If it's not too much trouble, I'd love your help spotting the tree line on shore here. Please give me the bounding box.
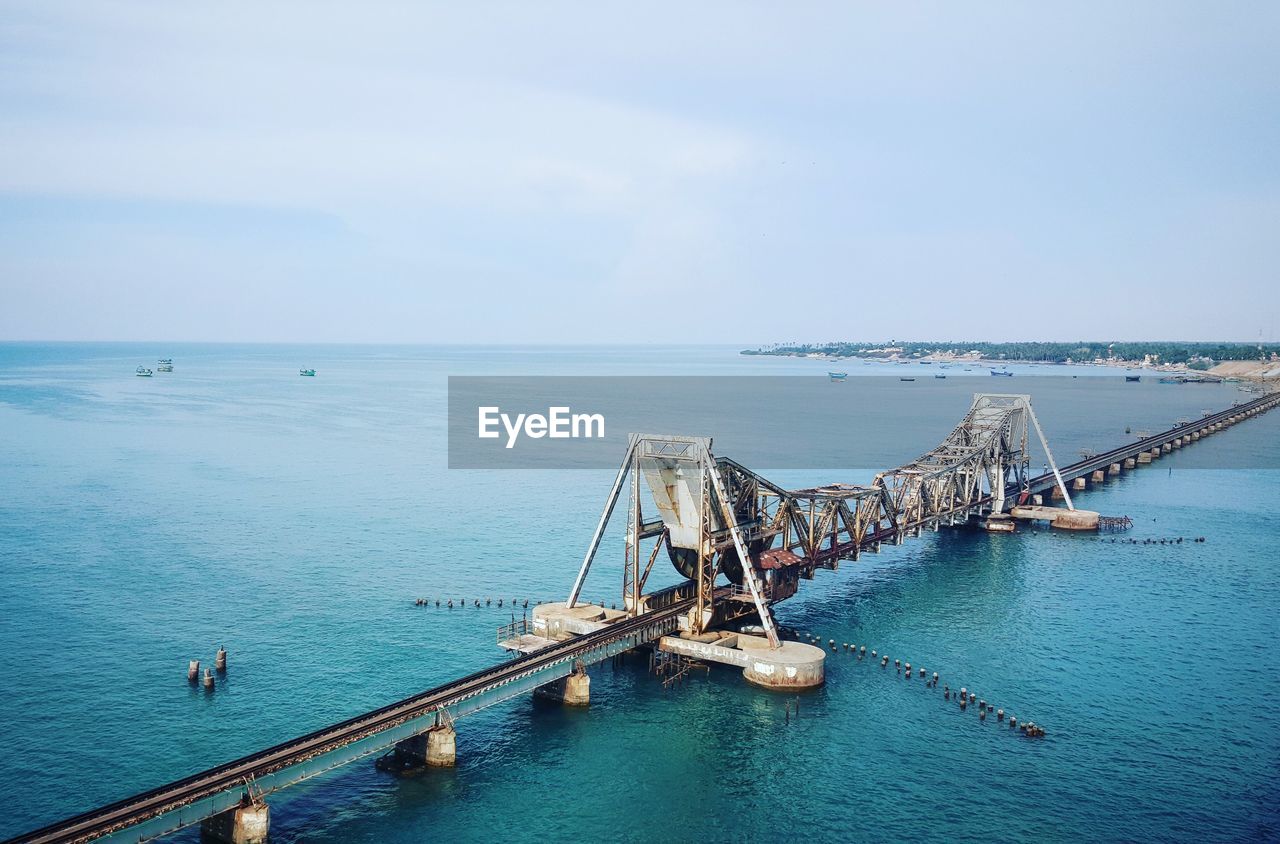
[741,341,1278,364]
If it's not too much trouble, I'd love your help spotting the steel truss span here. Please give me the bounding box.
[567,392,1278,645]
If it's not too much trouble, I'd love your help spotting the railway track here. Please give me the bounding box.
[1023,390,1278,493]
[12,599,693,844]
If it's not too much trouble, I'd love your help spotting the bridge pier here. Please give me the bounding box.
[535,665,590,707]
[378,723,458,774]
[426,724,457,765]
[200,797,269,844]
[1108,462,1121,477]
[660,633,824,690]
[1072,477,1086,491]
[1091,469,1106,483]
[1162,443,1172,454]
[1137,452,1152,464]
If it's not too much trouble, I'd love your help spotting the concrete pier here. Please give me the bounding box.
[1010,505,1100,530]
[1137,452,1152,464]
[535,668,590,706]
[659,632,825,689]
[1124,457,1136,469]
[1091,470,1105,483]
[1108,463,1121,477]
[383,724,459,771]
[982,514,1015,532]
[200,799,269,844]
[1162,443,1172,454]
[531,602,627,639]
[563,671,591,705]
[1072,477,1086,491]
[426,725,457,766]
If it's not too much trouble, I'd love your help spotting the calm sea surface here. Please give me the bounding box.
[0,344,1277,842]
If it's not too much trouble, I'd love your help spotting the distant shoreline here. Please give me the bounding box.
[742,342,1280,379]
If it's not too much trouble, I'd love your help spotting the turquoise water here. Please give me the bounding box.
[1,344,1277,842]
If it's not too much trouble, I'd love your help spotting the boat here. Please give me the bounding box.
[158,358,172,365]
[1158,376,1184,384]
[157,359,173,372]
[990,369,1013,377]
[934,373,946,379]
[899,377,916,382]
[1125,375,1141,382]
[299,369,316,377]
[828,372,847,381]
[135,366,153,377]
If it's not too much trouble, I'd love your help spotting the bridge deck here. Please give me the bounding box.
[802,391,1277,567]
[1022,391,1277,496]
[14,600,692,844]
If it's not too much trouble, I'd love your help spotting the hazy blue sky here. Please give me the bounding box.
[2,3,1277,343]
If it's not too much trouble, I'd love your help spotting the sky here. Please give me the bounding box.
[1,2,1277,344]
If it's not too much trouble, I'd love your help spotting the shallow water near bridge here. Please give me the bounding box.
[1,344,1277,842]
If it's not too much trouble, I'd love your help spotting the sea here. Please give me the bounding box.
[0,343,1277,843]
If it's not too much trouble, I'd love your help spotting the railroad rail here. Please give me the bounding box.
[11,599,693,844]
[1021,391,1277,495]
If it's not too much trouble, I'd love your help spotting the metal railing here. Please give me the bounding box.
[496,617,532,645]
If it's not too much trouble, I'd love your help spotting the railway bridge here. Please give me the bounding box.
[11,389,1278,844]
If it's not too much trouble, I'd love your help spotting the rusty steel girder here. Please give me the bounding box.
[566,395,1053,651]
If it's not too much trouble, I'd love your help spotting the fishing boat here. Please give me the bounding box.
[934,373,946,379]
[990,369,1013,377]
[899,377,916,382]
[299,368,316,377]
[135,366,153,377]
[828,372,847,381]
[1125,375,1141,382]
[157,359,173,372]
